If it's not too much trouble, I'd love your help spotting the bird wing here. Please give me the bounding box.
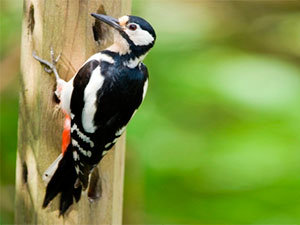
[69,57,148,188]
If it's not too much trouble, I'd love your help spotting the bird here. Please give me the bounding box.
[33,13,156,216]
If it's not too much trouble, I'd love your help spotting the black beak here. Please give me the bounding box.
[91,13,123,32]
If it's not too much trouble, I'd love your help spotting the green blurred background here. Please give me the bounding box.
[1,0,300,224]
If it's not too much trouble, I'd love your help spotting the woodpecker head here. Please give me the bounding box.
[91,14,156,65]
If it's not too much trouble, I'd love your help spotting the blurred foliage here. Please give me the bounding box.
[0,0,21,224]
[1,0,300,224]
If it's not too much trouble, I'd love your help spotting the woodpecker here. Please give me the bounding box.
[33,13,156,216]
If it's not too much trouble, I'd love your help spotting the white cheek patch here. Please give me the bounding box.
[126,26,154,46]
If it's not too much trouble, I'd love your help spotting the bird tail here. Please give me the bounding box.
[42,145,82,216]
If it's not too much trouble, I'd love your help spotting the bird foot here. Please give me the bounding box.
[32,47,61,81]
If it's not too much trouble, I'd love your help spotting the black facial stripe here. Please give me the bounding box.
[101,50,119,58]
[118,28,154,60]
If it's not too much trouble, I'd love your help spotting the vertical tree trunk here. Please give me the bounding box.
[15,0,131,224]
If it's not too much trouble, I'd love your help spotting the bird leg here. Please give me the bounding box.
[33,47,65,100]
[33,47,61,80]
[34,49,72,162]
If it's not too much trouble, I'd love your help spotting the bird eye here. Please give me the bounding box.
[128,24,137,31]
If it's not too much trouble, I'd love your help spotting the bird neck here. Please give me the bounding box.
[106,43,148,68]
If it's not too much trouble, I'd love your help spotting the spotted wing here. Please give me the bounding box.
[69,58,148,189]
[69,59,100,188]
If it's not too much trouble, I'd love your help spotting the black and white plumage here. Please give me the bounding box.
[36,14,156,215]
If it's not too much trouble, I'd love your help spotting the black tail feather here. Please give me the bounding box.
[74,185,82,202]
[43,145,82,215]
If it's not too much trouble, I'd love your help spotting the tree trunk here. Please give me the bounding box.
[15,0,131,224]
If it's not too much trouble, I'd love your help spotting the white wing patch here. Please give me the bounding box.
[81,53,115,133]
[59,53,101,115]
[82,66,104,133]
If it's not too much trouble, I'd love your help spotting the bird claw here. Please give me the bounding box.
[44,67,52,73]
[50,47,60,66]
[55,54,61,64]
[32,48,61,81]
